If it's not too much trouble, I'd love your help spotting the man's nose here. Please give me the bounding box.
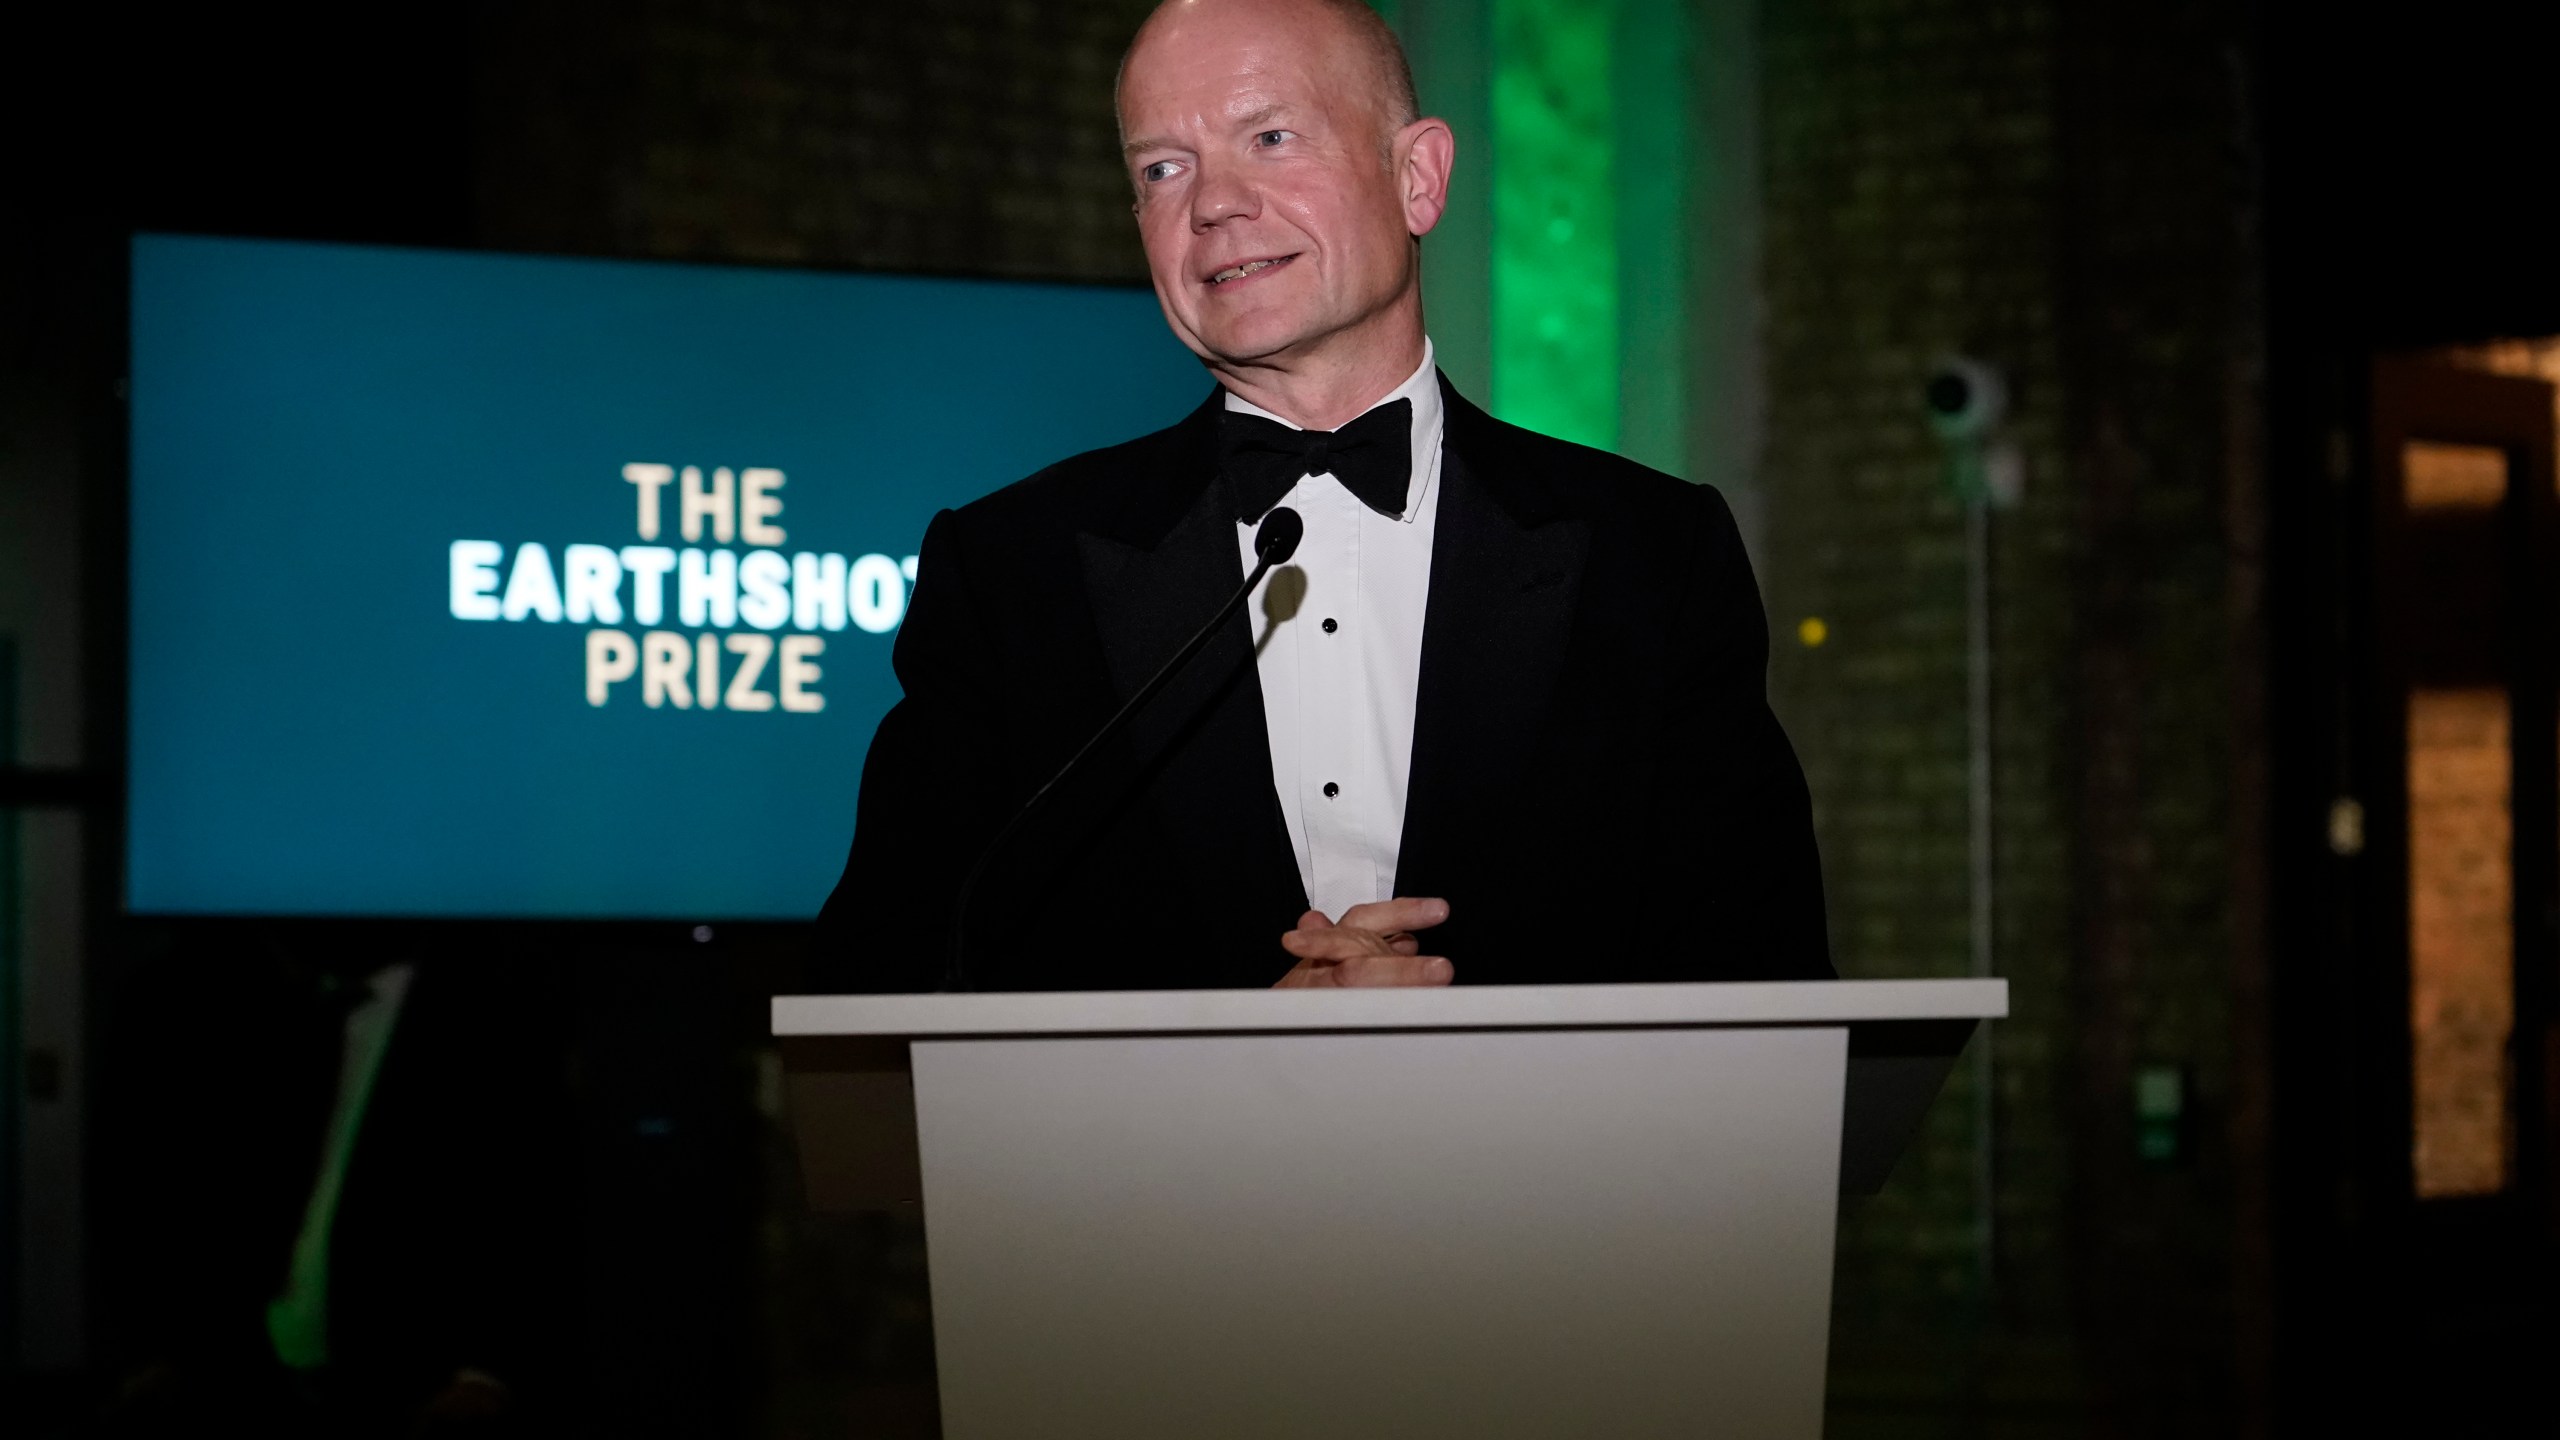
[1189,158,1259,229]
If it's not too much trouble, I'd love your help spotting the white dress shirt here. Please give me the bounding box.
[1229,341,1445,921]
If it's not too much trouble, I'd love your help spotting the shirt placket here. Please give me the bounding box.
[1300,476,1372,918]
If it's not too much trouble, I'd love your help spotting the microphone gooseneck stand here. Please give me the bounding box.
[943,506,1305,992]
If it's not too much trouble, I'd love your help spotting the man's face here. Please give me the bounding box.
[1118,4,1421,369]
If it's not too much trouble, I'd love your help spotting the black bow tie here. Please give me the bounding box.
[1220,398,1413,523]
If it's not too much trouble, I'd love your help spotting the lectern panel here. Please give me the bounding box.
[910,1025,1847,1440]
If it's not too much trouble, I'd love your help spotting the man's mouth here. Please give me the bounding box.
[1206,255,1296,287]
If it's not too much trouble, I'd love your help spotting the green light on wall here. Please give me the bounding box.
[1401,0,1706,480]
[1492,0,1618,451]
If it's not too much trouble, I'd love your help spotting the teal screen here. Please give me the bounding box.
[128,234,1207,918]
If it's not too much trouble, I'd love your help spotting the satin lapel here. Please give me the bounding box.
[1394,391,1591,899]
[1076,419,1308,923]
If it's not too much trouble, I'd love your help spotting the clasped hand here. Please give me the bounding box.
[1271,897,1453,987]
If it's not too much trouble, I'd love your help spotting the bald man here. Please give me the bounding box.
[814,0,1829,991]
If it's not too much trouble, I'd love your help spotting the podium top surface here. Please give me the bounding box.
[772,978,2006,1040]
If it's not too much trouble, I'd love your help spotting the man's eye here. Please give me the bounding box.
[1255,130,1296,147]
[1141,160,1181,183]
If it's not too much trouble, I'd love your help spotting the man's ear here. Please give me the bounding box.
[1398,118,1456,238]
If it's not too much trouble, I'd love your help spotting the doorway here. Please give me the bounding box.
[2312,353,2560,1423]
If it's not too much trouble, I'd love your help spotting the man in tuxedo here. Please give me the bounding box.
[813,0,1827,991]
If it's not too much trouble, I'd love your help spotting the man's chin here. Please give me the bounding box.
[1192,316,1330,370]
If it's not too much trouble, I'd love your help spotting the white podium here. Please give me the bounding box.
[774,979,2006,1439]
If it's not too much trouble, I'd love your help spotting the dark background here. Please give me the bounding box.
[6,0,2558,1435]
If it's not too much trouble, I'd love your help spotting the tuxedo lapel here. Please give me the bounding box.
[1076,393,1308,925]
[1395,381,1591,899]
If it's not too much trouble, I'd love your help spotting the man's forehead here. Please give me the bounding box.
[1120,2,1362,124]
[1121,52,1343,144]
[1131,0,1350,71]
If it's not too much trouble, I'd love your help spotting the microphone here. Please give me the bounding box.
[945,507,1305,989]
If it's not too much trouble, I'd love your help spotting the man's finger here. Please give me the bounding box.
[1327,953,1453,987]
[1294,908,1336,932]
[1333,896,1450,936]
[1280,928,1383,962]
[1284,925,1419,957]
[1271,956,1344,988]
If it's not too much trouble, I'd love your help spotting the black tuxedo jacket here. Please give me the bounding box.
[812,377,1829,991]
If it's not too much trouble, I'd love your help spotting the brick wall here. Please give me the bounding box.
[1759,0,2266,1432]
[473,0,1157,281]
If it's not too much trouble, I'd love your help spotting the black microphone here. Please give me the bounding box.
[944,506,1305,990]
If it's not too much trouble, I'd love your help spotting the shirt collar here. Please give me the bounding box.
[1221,340,1443,525]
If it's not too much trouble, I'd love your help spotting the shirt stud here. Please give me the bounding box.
[1322,617,1338,634]
[1323,781,1340,799]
